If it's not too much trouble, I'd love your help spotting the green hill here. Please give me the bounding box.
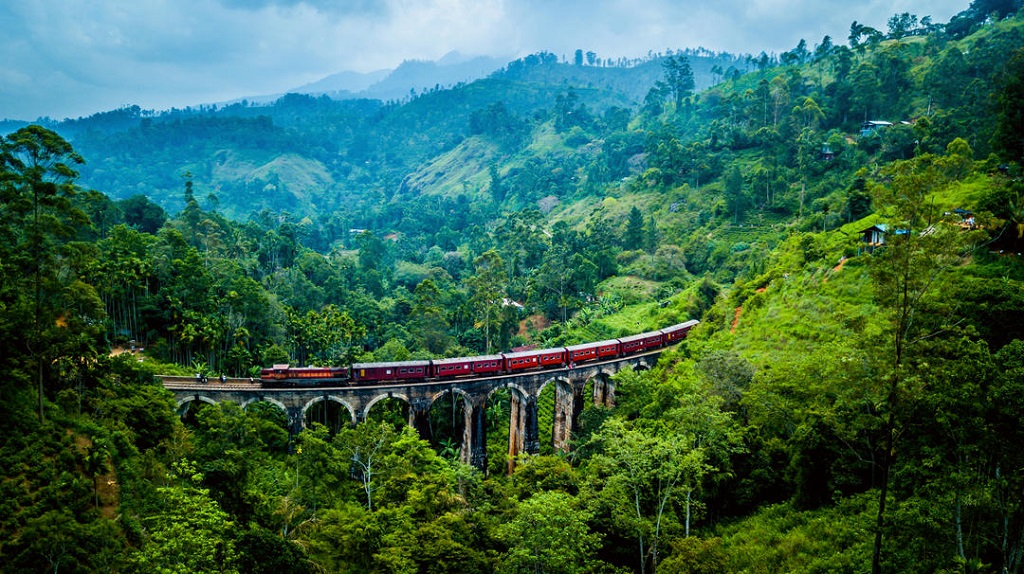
[2,5,1024,573]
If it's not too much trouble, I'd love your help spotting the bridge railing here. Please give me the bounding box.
[159,375,259,387]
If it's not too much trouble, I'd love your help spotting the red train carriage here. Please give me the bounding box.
[351,360,430,383]
[260,365,350,386]
[566,339,620,364]
[596,340,622,359]
[503,347,568,372]
[434,355,504,378]
[470,355,504,375]
[537,347,570,367]
[433,357,474,378]
[618,330,665,355]
[661,319,699,343]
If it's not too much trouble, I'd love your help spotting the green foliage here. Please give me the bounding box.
[131,462,238,573]
[4,13,1024,574]
[716,496,874,573]
[496,491,603,574]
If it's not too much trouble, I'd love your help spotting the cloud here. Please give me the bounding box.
[218,0,388,17]
[0,0,969,121]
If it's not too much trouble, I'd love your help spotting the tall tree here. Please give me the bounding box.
[467,249,506,354]
[497,491,603,574]
[991,47,1024,163]
[624,206,645,249]
[590,417,712,573]
[866,153,979,574]
[662,55,695,109]
[725,165,744,223]
[1,126,94,422]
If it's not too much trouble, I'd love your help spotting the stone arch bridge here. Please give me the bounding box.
[162,351,663,472]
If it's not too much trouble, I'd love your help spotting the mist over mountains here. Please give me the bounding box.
[219,51,512,109]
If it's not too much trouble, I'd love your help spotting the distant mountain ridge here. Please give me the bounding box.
[291,69,392,96]
[44,47,744,219]
[285,51,510,101]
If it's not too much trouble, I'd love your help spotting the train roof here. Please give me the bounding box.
[565,339,620,351]
[350,360,431,369]
[433,354,503,365]
[662,319,700,331]
[503,347,566,359]
[618,331,663,343]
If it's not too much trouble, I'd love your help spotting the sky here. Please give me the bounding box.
[0,0,970,122]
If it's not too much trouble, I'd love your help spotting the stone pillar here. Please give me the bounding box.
[287,406,305,437]
[409,398,432,442]
[593,377,607,407]
[459,400,487,471]
[604,381,616,408]
[571,383,586,438]
[552,382,575,453]
[593,376,615,408]
[524,395,540,455]
[469,402,487,471]
[508,391,524,474]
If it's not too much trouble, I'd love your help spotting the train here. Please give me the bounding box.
[259,319,698,387]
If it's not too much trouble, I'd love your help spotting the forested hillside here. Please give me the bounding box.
[2,2,1024,572]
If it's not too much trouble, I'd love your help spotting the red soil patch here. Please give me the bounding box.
[518,314,550,338]
[73,434,120,519]
[823,257,847,284]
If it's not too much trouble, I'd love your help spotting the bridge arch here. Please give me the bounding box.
[240,396,288,414]
[301,395,357,428]
[429,386,476,406]
[176,395,219,409]
[585,371,616,408]
[362,392,412,420]
[491,382,529,403]
[536,375,572,398]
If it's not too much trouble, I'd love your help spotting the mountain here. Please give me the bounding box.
[285,51,510,103]
[290,68,392,97]
[357,53,512,101]
[58,47,740,220]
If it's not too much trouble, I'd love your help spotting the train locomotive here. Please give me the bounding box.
[260,319,698,387]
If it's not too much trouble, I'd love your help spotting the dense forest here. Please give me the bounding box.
[3,1,1024,572]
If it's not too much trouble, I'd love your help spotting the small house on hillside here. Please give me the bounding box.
[861,120,893,137]
[859,223,910,254]
[947,208,976,229]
